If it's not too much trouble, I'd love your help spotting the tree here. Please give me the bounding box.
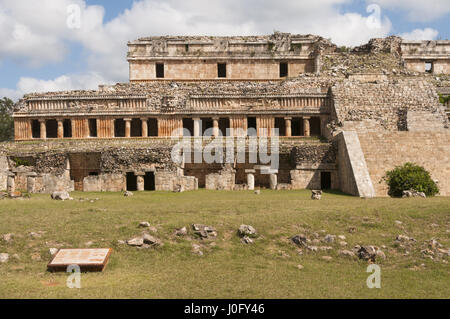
[0,97,14,141]
[383,162,439,197]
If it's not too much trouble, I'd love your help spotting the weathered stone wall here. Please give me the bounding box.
[83,174,126,192]
[0,156,8,191]
[290,142,336,165]
[130,59,315,81]
[290,168,338,190]
[332,78,448,132]
[205,166,236,190]
[358,131,450,196]
[154,171,197,191]
[335,131,375,198]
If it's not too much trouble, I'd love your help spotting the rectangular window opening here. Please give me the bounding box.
[88,119,97,138]
[156,63,165,78]
[280,62,288,77]
[218,63,227,78]
[425,61,433,73]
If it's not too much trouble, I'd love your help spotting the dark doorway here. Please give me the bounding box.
[131,118,141,137]
[310,117,321,136]
[321,171,331,190]
[89,172,99,176]
[247,117,257,136]
[88,119,97,137]
[183,118,194,136]
[201,118,213,136]
[219,118,230,136]
[32,120,40,138]
[218,63,227,78]
[46,119,58,139]
[148,118,158,137]
[274,117,286,136]
[291,117,303,136]
[126,172,137,191]
[156,63,165,78]
[280,62,288,77]
[144,172,156,191]
[64,119,72,138]
[115,119,125,137]
[425,61,433,73]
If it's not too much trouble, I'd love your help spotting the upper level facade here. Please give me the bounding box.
[401,40,450,74]
[127,33,336,81]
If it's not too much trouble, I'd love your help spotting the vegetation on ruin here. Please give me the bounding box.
[0,97,14,142]
[0,190,448,298]
[439,94,450,105]
[383,163,440,198]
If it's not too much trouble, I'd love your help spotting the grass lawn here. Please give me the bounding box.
[0,190,448,299]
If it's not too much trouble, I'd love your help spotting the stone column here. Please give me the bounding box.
[124,118,132,138]
[269,174,278,190]
[193,118,201,137]
[141,118,148,138]
[7,173,15,195]
[212,117,219,137]
[303,117,311,137]
[57,119,64,139]
[136,174,145,191]
[285,117,292,137]
[27,172,37,193]
[39,119,46,139]
[246,169,256,191]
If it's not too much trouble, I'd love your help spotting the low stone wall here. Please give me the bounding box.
[155,171,198,192]
[83,174,126,192]
[0,156,8,190]
[205,167,236,190]
[290,167,338,190]
[358,131,450,196]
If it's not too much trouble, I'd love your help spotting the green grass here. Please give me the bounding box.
[0,190,449,299]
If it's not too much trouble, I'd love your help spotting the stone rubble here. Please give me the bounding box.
[51,191,72,201]
[311,190,322,200]
[0,253,9,263]
[192,224,217,240]
[402,190,426,198]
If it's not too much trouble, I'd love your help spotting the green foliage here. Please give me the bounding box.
[267,42,275,51]
[383,162,439,197]
[12,157,32,167]
[438,94,450,105]
[0,97,14,141]
[338,46,351,53]
[290,43,302,52]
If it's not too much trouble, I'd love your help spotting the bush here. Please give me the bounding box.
[383,163,439,197]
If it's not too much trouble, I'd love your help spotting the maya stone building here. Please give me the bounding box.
[2,33,450,196]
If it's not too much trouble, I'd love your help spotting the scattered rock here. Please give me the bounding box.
[2,233,13,243]
[31,253,42,261]
[395,220,403,225]
[0,253,9,263]
[291,234,309,247]
[428,239,442,250]
[85,241,94,247]
[175,227,188,236]
[117,240,126,245]
[127,237,144,246]
[395,235,416,244]
[307,246,318,252]
[192,224,217,240]
[319,246,333,251]
[311,190,322,200]
[143,234,162,247]
[339,241,347,247]
[324,234,336,243]
[139,221,151,228]
[173,184,184,193]
[339,250,356,258]
[241,236,254,244]
[51,191,72,201]
[356,245,384,262]
[49,248,59,256]
[238,225,257,238]
[192,244,203,256]
[402,190,426,198]
[322,256,333,261]
[124,191,134,197]
[347,226,357,233]
[338,235,346,241]
[29,232,42,239]
[254,190,261,195]
[297,264,304,270]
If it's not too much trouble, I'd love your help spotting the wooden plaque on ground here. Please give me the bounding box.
[47,248,112,272]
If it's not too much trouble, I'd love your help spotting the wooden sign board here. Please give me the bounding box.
[48,248,112,272]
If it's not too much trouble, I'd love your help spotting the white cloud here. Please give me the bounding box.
[400,28,439,40]
[0,0,446,99]
[369,0,450,22]
[0,72,111,101]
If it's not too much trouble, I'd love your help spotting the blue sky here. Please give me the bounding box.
[0,0,449,100]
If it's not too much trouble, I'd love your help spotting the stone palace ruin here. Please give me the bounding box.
[1,33,449,196]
